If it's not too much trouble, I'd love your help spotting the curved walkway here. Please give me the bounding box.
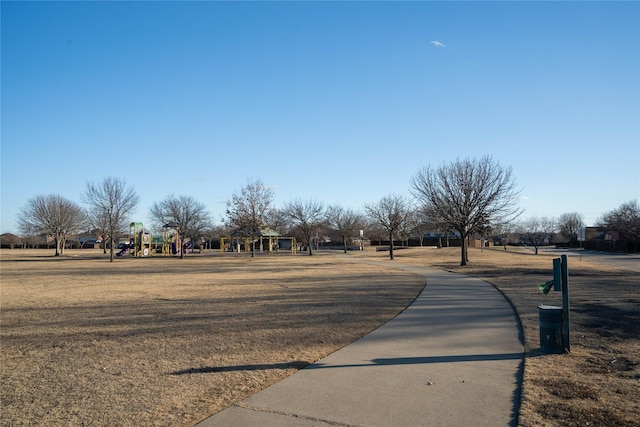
[196,265,524,426]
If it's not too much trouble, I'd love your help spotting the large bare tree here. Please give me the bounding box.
[364,194,411,260]
[82,177,140,262]
[17,194,86,256]
[411,156,521,265]
[285,199,325,256]
[558,212,585,247]
[225,179,274,257]
[326,205,366,253]
[149,195,212,258]
[597,200,640,252]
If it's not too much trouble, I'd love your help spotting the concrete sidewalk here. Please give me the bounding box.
[196,266,524,426]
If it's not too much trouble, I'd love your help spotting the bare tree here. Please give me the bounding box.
[421,202,453,248]
[411,156,521,266]
[0,233,22,249]
[17,221,42,248]
[406,207,436,247]
[149,195,212,258]
[264,208,290,236]
[285,199,325,256]
[326,205,366,253]
[517,217,557,254]
[365,219,387,246]
[491,219,514,250]
[87,208,110,254]
[17,194,86,256]
[398,216,413,247]
[364,194,411,260]
[82,177,140,262]
[225,179,274,257]
[597,200,640,252]
[558,212,585,247]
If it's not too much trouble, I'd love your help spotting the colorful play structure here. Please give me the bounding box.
[116,221,190,257]
[116,222,297,257]
[116,222,153,257]
[161,221,191,256]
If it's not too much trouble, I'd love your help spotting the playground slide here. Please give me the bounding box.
[116,244,131,257]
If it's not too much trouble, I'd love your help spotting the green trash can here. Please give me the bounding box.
[538,305,564,354]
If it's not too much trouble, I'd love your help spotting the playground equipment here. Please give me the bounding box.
[162,222,182,256]
[116,221,188,258]
[220,232,297,254]
[129,222,152,257]
[116,243,131,257]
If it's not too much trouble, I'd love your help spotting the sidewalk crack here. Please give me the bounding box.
[235,402,359,426]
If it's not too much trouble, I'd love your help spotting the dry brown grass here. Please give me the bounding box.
[0,249,424,426]
[1,247,638,426]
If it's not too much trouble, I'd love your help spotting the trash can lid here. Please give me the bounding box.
[538,304,562,310]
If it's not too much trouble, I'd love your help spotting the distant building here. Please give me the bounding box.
[583,227,630,252]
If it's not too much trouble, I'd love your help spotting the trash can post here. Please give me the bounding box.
[561,254,570,352]
[537,255,570,354]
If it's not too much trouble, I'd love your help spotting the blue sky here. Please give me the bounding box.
[2,1,639,234]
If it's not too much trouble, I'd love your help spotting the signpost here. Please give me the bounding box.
[577,227,586,250]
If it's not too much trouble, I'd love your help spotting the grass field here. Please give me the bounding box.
[1,247,638,426]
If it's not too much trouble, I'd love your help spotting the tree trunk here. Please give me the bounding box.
[343,236,348,253]
[389,231,394,260]
[54,237,60,256]
[109,236,114,262]
[460,236,467,266]
[251,234,255,258]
